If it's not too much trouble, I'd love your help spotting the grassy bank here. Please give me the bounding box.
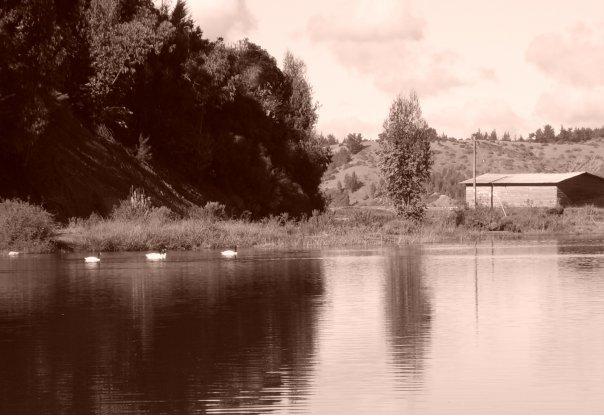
[56,204,604,252]
[2,198,604,253]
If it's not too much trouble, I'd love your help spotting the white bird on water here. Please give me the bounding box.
[84,253,101,263]
[146,250,167,261]
[221,248,237,258]
[8,251,19,256]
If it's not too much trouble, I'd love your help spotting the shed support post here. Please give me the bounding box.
[473,138,477,208]
[490,184,493,209]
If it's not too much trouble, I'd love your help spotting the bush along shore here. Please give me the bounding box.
[2,193,604,254]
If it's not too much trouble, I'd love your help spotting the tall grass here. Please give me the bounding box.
[3,192,604,253]
[0,199,57,252]
[62,204,604,252]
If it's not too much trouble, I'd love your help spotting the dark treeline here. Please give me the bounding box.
[527,125,604,143]
[0,0,330,217]
[470,125,604,143]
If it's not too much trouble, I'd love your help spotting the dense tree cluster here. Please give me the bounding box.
[470,129,512,142]
[469,125,604,144]
[528,125,604,143]
[0,0,330,217]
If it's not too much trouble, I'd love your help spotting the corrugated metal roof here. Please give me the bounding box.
[460,172,592,185]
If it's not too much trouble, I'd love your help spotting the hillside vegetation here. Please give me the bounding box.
[322,137,604,206]
[1,0,328,220]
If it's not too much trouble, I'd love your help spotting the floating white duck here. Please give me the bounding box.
[145,250,167,261]
[220,248,237,258]
[8,251,19,256]
[84,253,101,263]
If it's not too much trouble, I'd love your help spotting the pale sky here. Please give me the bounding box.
[180,0,604,140]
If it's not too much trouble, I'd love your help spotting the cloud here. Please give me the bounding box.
[187,0,256,41]
[534,87,604,127]
[307,1,424,43]
[526,23,604,87]
[307,1,491,97]
[427,98,528,139]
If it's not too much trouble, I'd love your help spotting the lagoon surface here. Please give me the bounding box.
[1,240,604,414]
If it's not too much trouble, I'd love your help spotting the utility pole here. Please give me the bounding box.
[473,137,477,208]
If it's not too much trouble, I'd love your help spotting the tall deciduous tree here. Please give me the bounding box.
[283,51,317,134]
[378,91,433,220]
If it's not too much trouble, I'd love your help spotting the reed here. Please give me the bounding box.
[60,205,604,252]
[4,197,603,253]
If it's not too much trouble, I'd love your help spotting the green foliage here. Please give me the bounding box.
[1,0,330,218]
[0,0,89,157]
[343,171,362,192]
[344,133,364,154]
[378,91,433,220]
[135,134,152,163]
[0,199,56,251]
[427,166,466,200]
[86,0,174,106]
[111,187,174,224]
[455,207,571,233]
[317,133,338,147]
[283,51,318,132]
[330,191,350,207]
[188,201,227,221]
[330,147,352,169]
[57,205,604,252]
[528,124,604,143]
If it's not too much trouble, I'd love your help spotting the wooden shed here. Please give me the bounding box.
[460,172,604,208]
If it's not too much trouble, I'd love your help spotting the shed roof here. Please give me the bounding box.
[460,172,601,185]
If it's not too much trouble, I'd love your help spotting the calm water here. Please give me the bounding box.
[1,240,604,414]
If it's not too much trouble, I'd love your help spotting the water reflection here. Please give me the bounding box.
[1,241,604,413]
[383,249,431,389]
[0,253,324,414]
[421,239,604,413]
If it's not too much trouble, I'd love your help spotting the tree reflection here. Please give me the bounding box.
[383,248,431,386]
[0,255,325,413]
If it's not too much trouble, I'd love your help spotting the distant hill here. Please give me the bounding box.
[322,138,604,206]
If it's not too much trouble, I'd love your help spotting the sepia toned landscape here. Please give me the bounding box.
[2,0,604,414]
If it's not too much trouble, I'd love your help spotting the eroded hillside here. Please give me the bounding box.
[322,138,604,206]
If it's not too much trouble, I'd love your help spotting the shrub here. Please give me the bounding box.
[343,133,364,154]
[188,201,227,221]
[382,218,418,235]
[348,209,392,228]
[300,210,336,234]
[330,191,350,207]
[111,188,153,220]
[460,208,502,230]
[428,209,465,228]
[343,171,363,192]
[96,124,115,143]
[147,206,177,225]
[0,199,56,251]
[330,148,352,169]
[135,134,152,164]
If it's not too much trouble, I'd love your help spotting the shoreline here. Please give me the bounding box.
[51,206,604,253]
[3,200,604,254]
[49,230,604,254]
